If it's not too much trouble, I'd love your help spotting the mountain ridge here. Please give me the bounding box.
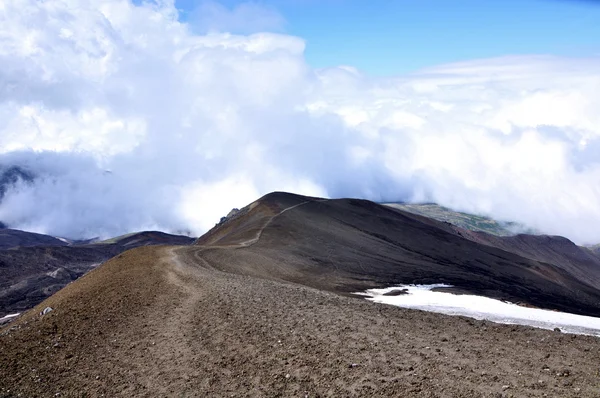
[0,230,195,317]
[3,191,600,397]
[193,192,600,317]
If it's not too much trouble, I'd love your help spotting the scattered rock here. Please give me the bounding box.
[40,307,53,316]
[226,208,240,218]
[557,369,571,377]
[382,289,409,296]
[218,208,242,225]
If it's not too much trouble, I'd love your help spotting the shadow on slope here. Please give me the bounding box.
[192,192,600,317]
[0,229,70,250]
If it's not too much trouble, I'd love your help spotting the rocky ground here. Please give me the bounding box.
[2,245,600,397]
[0,231,195,317]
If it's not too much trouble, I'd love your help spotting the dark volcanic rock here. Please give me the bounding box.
[0,230,195,317]
[382,289,409,296]
[0,229,69,250]
[195,192,600,318]
[461,231,600,291]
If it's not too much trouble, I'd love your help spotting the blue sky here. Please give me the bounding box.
[176,0,600,75]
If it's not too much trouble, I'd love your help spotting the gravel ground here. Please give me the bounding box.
[2,246,600,397]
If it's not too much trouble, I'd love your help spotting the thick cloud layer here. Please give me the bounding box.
[1,0,600,243]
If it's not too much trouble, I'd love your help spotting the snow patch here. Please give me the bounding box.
[0,313,20,321]
[359,284,600,336]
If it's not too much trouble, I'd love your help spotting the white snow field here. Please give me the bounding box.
[359,284,600,336]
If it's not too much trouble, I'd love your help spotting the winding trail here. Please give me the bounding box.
[200,200,318,250]
[5,207,600,396]
[174,201,319,281]
[237,200,315,247]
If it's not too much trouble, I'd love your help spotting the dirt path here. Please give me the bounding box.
[3,245,600,397]
[206,200,321,249]
[169,247,600,397]
[240,200,315,246]
[165,248,600,397]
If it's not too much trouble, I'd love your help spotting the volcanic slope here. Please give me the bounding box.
[383,202,519,236]
[381,203,600,298]
[0,231,194,317]
[0,229,70,250]
[196,192,600,317]
[3,192,600,397]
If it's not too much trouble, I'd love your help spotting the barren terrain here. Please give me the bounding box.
[2,245,600,397]
[0,231,194,317]
[2,192,600,397]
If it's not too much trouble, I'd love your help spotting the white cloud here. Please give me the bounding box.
[0,0,600,244]
[178,176,261,233]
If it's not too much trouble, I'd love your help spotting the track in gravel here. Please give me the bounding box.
[202,200,316,249]
[4,192,600,397]
[3,244,600,397]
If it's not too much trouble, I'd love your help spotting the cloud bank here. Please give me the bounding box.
[1,0,600,243]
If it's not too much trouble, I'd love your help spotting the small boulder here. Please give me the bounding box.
[40,307,53,316]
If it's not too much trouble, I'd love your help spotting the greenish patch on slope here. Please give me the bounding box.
[384,203,533,236]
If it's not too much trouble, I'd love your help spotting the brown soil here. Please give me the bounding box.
[0,231,194,317]
[2,245,600,397]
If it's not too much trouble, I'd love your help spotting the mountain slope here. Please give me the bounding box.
[382,204,600,294]
[383,202,526,236]
[3,193,600,396]
[195,192,600,317]
[0,229,70,249]
[456,230,600,290]
[0,230,194,317]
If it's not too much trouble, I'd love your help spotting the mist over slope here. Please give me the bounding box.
[1,0,600,243]
[383,203,527,236]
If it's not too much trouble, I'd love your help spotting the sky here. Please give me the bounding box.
[0,0,600,243]
[177,0,600,74]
